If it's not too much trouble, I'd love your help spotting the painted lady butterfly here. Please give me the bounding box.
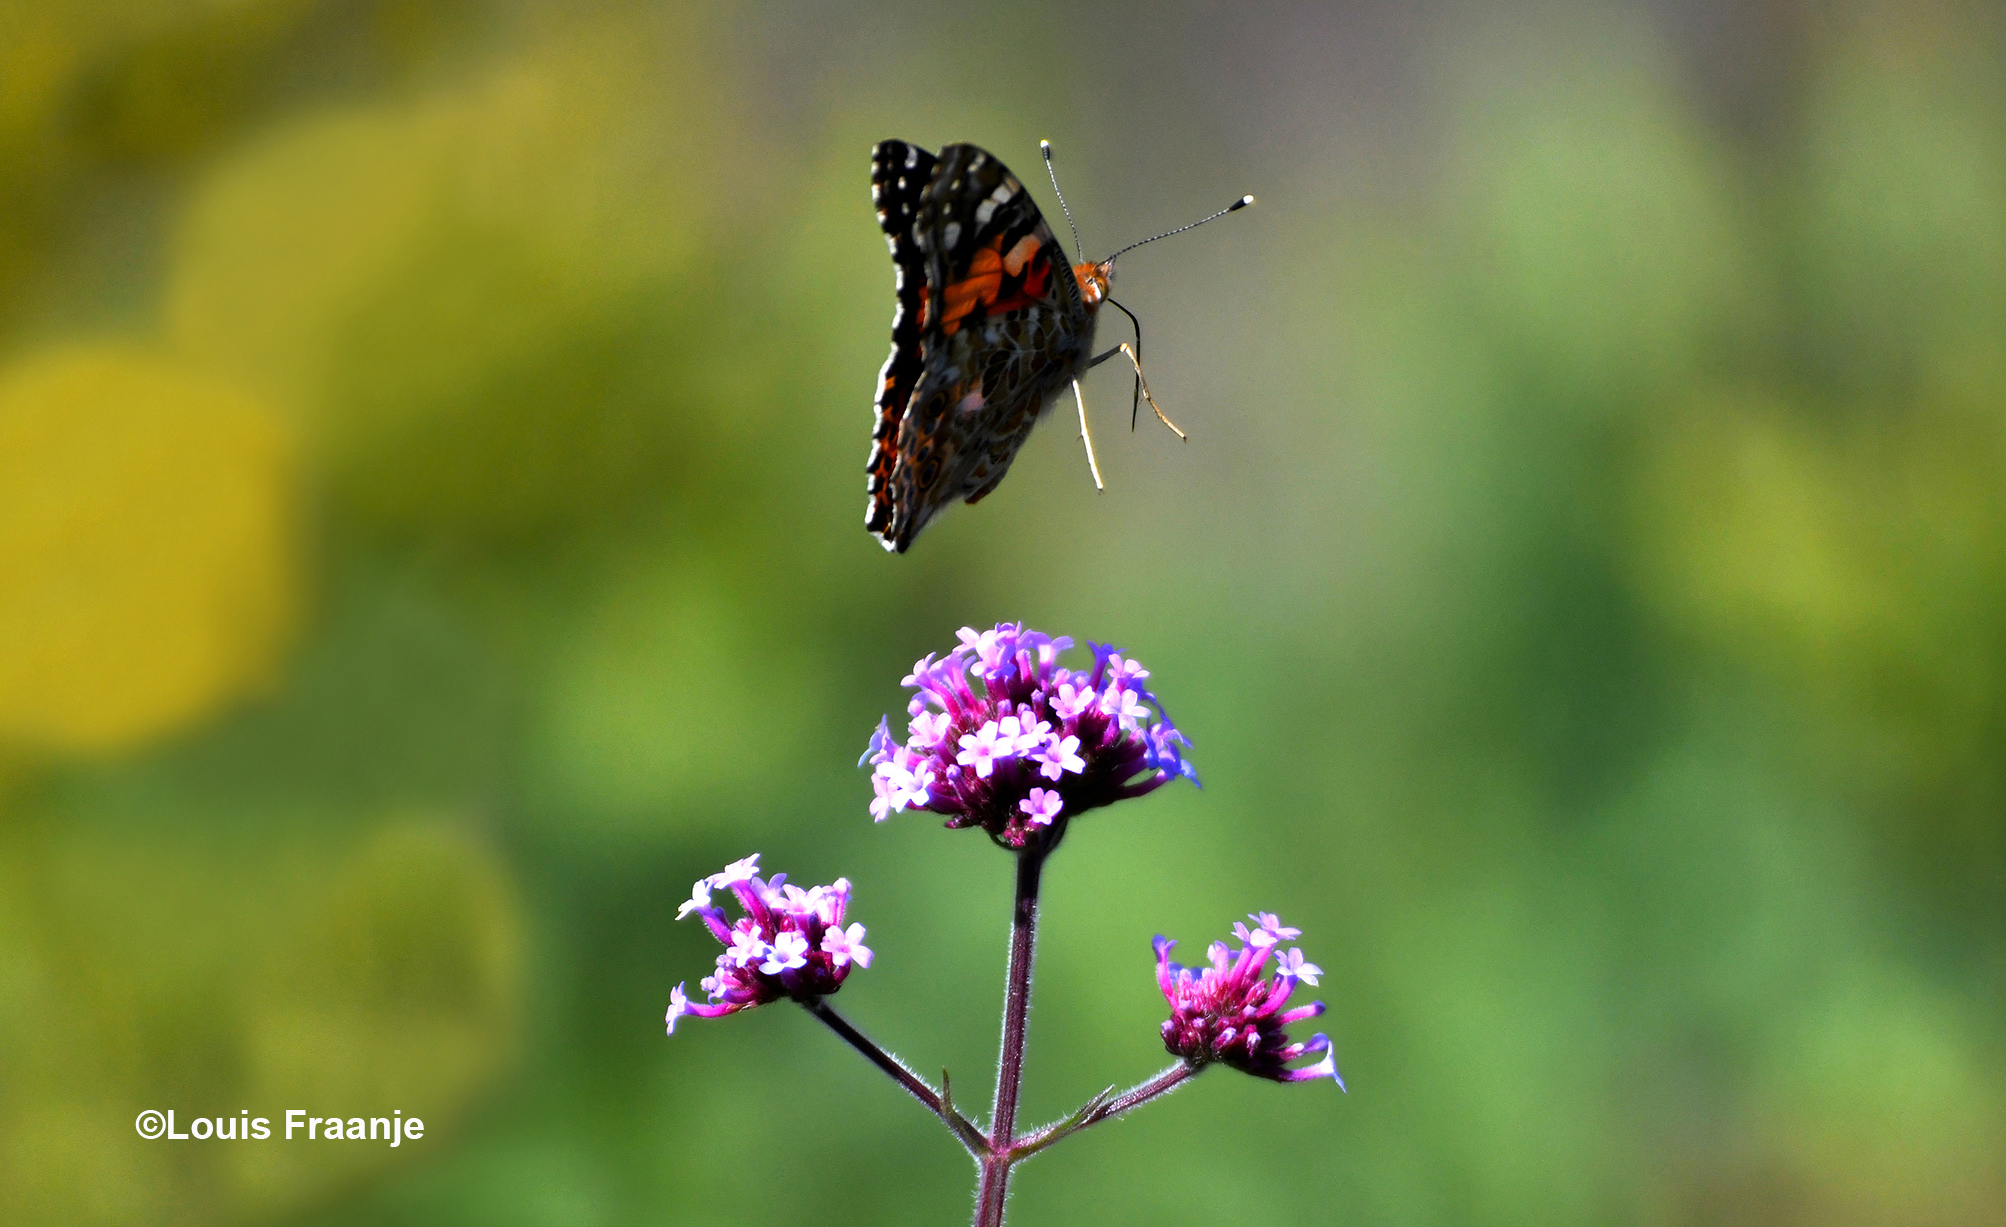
[865,140,1249,552]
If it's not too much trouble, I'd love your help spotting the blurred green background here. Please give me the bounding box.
[3,1,2004,1223]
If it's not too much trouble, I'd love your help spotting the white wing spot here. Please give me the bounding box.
[975,199,998,226]
[875,346,900,406]
[942,221,961,250]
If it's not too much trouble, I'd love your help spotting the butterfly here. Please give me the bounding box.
[864,140,1250,553]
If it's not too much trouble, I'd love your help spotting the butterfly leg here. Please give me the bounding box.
[1072,380,1106,491]
[1087,343,1186,440]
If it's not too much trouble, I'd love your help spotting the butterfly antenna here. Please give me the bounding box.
[1040,140,1087,263]
[1106,194,1254,262]
[1107,297,1144,429]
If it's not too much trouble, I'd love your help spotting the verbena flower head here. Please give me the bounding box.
[861,622,1199,850]
[1154,913,1343,1087]
[666,853,871,1035]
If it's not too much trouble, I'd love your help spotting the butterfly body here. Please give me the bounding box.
[867,140,1114,553]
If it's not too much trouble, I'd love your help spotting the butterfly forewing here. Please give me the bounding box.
[866,140,938,539]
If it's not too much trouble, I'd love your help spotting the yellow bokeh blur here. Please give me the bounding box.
[164,15,731,542]
[0,347,295,754]
[0,811,519,1227]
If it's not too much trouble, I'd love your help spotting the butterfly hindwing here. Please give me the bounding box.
[866,139,937,538]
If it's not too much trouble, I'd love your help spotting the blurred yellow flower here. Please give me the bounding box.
[0,347,295,754]
[163,19,732,544]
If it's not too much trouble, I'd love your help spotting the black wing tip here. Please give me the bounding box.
[874,138,933,160]
[865,505,919,553]
[866,524,911,554]
[865,497,910,553]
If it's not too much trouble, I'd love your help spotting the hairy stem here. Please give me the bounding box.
[1012,1062,1199,1158]
[974,847,1046,1227]
[802,998,985,1156]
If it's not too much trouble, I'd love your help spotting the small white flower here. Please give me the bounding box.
[1250,912,1302,942]
[760,930,810,975]
[1101,682,1149,730]
[821,922,873,968]
[725,926,767,968]
[1275,948,1322,986]
[676,878,713,920]
[709,854,763,888]
[1018,788,1065,826]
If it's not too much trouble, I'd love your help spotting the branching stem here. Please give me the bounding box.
[1011,1062,1198,1159]
[810,847,1194,1224]
[802,998,987,1157]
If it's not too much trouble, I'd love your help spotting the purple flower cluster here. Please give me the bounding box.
[666,854,872,1034]
[862,623,1199,849]
[1154,913,1343,1087]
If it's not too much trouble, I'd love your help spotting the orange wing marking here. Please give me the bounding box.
[938,236,1051,335]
